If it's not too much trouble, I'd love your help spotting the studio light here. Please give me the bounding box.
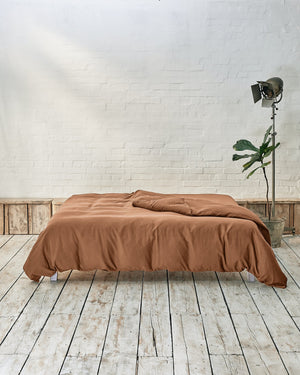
[251,77,283,107]
[251,77,284,218]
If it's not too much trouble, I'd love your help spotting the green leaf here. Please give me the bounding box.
[246,161,271,178]
[260,138,271,152]
[263,142,280,158]
[259,144,269,159]
[242,154,260,171]
[233,139,259,152]
[263,147,273,158]
[232,153,256,161]
[263,125,272,144]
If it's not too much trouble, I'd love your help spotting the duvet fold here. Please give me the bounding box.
[132,195,271,244]
[23,190,287,288]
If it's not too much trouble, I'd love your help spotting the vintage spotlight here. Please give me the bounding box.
[251,77,284,218]
[251,77,283,107]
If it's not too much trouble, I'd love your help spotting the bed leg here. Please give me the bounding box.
[247,271,256,282]
[50,272,58,282]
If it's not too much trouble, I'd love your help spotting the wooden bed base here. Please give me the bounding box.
[49,271,256,282]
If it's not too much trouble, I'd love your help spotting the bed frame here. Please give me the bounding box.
[49,271,256,282]
[50,272,58,282]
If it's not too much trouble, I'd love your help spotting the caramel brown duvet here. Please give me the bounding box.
[23,190,287,288]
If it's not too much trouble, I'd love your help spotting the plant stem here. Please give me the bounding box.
[262,166,271,220]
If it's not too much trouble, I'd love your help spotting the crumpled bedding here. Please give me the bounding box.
[23,190,287,288]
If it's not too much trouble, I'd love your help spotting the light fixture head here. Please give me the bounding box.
[251,77,283,105]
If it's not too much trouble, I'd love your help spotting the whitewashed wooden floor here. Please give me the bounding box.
[0,235,299,375]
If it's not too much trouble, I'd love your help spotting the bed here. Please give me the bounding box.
[23,190,287,288]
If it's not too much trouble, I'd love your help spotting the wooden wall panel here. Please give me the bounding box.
[274,204,290,228]
[28,204,52,234]
[0,204,3,235]
[0,199,298,235]
[52,204,61,216]
[294,204,300,235]
[246,203,265,218]
[4,205,9,234]
[7,204,28,234]
[52,199,66,216]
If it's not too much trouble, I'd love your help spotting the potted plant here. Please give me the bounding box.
[232,126,285,247]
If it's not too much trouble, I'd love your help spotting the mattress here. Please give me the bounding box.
[23,190,287,288]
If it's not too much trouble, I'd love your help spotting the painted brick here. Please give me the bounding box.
[0,0,299,199]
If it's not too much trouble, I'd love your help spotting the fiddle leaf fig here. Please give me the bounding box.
[263,125,272,144]
[233,139,259,152]
[246,161,271,179]
[232,126,280,221]
[242,154,261,171]
[232,153,256,161]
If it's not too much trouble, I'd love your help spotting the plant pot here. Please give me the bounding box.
[262,217,285,248]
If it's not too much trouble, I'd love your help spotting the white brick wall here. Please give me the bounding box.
[0,0,299,198]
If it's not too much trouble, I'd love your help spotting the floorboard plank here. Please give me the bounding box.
[103,314,140,356]
[0,316,16,343]
[0,272,70,359]
[273,242,300,286]
[241,276,300,353]
[217,273,259,315]
[210,354,249,375]
[280,351,300,375]
[111,271,143,315]
[139,270,172,357]
[217,273,289,374]
[138,312,172,357]
[0,236,37,300]
[51,271,95,315]
[19,271,94,375]
[283,236,300,258]
[168,271,199,315]
[66,271,118,358]
[0,234,32,270]
[19,314,79,375]
[97,271,143,373]
[0,275,41,343]
[294,317,300,330]
[172,314,211,375]
[98,354,136,375]
[85,271,119,316]
[194,272,242,355]
[231,313,288,374]
[0,235,12,248]
[0,274,42,318]
[0,354,28,374]
[142,271,169,314]
[274,274,300,318]
[60,356,100,375]
[138,357,173,375]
